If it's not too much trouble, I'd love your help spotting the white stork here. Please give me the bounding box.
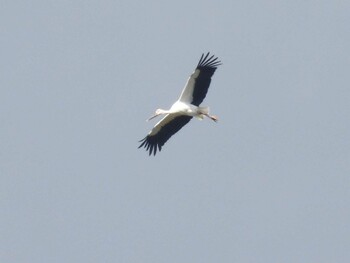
[139,52,221,155]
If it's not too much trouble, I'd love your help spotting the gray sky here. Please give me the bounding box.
[1,1,350,262]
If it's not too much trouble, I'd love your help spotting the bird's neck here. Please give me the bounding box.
[159,109,171,114]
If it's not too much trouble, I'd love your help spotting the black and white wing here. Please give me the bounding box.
[179,52,221,106]
[138,114,193,156]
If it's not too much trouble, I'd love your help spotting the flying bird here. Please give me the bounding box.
[139,52,221,155]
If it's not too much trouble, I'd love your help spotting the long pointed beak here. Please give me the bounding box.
[146,113,160,122]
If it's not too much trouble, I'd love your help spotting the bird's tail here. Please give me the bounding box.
[196,106,209,120]
[198,106,209,114]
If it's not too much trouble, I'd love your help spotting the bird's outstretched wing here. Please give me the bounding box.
[179,52,221,106]
[139,114,193,155]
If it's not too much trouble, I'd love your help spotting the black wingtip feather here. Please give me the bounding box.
[138,136,159,156]
[190,52,222,106]
[138,116,193,156]
[197,52,222,69]
[138,136,161,156]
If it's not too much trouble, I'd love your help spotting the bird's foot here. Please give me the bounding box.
[210,115,218,122]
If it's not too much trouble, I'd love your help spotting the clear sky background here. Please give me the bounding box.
[1,1,350,262]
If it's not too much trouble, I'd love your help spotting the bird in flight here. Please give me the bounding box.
[139,52,221,155]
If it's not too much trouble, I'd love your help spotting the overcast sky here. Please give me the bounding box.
[1,1,350,262]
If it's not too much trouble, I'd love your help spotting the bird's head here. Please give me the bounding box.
[147,109,164,121]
